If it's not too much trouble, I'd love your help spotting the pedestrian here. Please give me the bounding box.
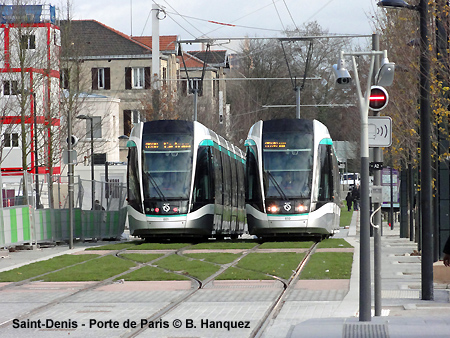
[443,235,450,267]
[352,184,360,211]
[92,200,105,211]
[345,192,353,212]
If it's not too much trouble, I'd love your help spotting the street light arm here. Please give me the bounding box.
[377,0,417,11]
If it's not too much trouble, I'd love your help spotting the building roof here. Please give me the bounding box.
[189,50,228,67]
[59,20,152,57]
[177,53,205,69]
[132,35,178,54]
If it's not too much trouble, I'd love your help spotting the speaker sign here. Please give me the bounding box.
[368,116,392,147]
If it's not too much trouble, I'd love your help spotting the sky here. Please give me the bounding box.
[66,0,379,50]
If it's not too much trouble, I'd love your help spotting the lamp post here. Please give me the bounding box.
[334,49,390,321]
[76,115,95,210]
[377,0,433,301]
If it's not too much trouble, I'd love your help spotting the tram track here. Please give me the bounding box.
[0,240,321,337]
[250,241,319,338]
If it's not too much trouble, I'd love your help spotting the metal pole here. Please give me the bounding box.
[68,111,74,249]
[90,118,95,210]
[295,86,300,119]
[193,88,198,121]
[33,94,40,209]
[372,33,382,317]
[419,0,433,301]
[390,166,394,230]
[349,52,376,322]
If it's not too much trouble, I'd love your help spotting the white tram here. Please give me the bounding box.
[126,120,246,240]
[245,119,341,238]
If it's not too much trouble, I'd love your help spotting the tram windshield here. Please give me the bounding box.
[142,133,193,199]
[263,132,313,198]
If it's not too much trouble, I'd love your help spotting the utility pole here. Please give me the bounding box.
[152,3,161,116]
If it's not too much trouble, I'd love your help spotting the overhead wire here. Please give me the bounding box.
[272,0,286,32]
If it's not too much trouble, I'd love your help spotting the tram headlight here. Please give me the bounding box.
[267,205,278,213]
[296,204,308,213]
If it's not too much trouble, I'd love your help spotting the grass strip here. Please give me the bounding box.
[317,238,353,249]
[215,267,272,280]
[155,255,221,280]
[300,252,353,279]
[86,241,142,251]
[119,253,164,263]
[183,252,241,264]
[259,241,314,249]
[134,243,193,250]
[236,252,305,280]
[0,254,98,282]
[37,255,136,282]
[190,241,258,250]
[119,266,190,281]
[340,207,353,227]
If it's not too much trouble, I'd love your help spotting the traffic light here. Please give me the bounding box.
[369,86,389,111]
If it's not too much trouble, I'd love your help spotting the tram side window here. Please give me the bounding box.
[222,150,232,208]
[213,147,223,205]
[318,144,333,202]
[192,147,214,211]
[246,147,263,211]
[231,157,238,208]
[127,146,143,212]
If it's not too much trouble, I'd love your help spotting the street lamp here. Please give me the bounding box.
[333,49,391,322]
[76,114,95,210]
[378,0,433,301]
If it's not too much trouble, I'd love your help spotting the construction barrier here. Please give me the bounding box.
[0,206,127,247]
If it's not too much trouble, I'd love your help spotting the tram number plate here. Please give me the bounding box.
[285,217,291,220]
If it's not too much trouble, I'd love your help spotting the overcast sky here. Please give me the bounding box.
[67,0,379,49]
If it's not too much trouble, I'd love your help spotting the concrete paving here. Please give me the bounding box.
[0,213,449,337]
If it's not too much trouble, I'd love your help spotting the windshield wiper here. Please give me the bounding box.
[144,172,167,201]
[266,171,289,201]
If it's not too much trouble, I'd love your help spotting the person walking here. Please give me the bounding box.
[443,235,450,267]
[345,192,353,212]
[352,185,360,211]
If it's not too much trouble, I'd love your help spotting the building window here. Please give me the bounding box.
[3,80,18,95]
[20,34,36,49]
[91,68,110,90]
[162,67,167,87]
[4,133,19,147]
[133,68,144,88]
[86,116,102,139]
[60,68,69,89]
[125,67,150,90]
[123,110,141,136]
[93,153,106,165]
[132,110,141,124]
[181,78,202,96]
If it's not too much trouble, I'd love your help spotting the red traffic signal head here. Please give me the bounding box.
[369,86,389,111]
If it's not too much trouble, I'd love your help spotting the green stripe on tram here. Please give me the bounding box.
[244,139,256,147]
[199,139,214,147]
[199,139,244,161]
[269,213,310,217]
[146,214,188,218]
[319,138,333,145]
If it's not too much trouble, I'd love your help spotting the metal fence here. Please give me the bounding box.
[0,172,127,247]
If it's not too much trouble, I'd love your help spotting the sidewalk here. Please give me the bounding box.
[287,211,450,338]
[0,242,110,273]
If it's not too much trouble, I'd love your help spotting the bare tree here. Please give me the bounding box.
[226,21,362,150]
